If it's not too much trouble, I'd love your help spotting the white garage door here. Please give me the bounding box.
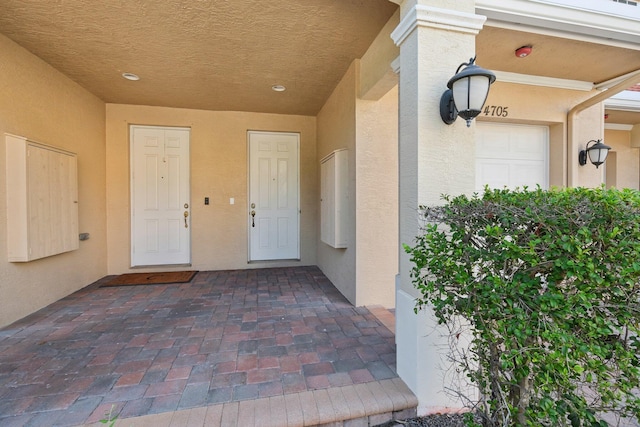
[476,123,549,191]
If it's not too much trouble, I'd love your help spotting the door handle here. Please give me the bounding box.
[251,210,255,227]
[184,211,189,228]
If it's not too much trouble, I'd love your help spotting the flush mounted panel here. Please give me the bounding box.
[320,148,348,249]
[5,134,79,262]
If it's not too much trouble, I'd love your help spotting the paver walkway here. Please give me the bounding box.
[0,266,409,426]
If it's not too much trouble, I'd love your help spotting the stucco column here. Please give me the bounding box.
[390,0,486,414]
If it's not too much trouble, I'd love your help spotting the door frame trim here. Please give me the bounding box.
[246,130,301,262]
[129,124,192,267]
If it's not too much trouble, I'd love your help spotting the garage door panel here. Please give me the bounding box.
[478,127,546,158]
[477,162,510,189]
[477,160,545,190]
[477,136,509,156]
[511,162,547,189]
[512,139,545,158]
[476,123,549,191]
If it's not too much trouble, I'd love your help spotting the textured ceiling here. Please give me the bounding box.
[0,0,397,116]
[1,0,639,123]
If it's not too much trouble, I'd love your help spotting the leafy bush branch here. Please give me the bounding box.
[404,187,640,426]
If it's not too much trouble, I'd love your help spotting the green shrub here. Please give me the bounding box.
[404,187,640,426]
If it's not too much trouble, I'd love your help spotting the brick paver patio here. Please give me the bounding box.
[0,266,400,426]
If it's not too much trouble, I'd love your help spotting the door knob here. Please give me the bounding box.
[184,211,189,228]
[250,210,255,227]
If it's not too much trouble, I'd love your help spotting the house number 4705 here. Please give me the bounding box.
[483,105,509,117]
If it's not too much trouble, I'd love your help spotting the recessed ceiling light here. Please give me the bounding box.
[271,85,286,92]
[122,72,140,81]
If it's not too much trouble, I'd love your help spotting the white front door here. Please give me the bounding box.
[248,131,300,261]
[476,123,549,191]
[130,126,191,266]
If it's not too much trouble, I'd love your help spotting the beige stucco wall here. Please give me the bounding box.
[573,104,606,188]
[355,87,398,307]
[394,0,482,413]
[604,128,640,189]
[0,34,107,327]
[316,62,358,304]
[631,125,640,148]
[359,9,400,101]
[396,11,480,299]
[105,104,317,274]
[316,61,399,308]
[317,10,400,308]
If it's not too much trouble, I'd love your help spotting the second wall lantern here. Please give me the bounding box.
[440,57,496,127]
[579,139,611,169]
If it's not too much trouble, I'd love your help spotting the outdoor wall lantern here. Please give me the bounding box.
[578,139,611,169]
[440,56,496,127]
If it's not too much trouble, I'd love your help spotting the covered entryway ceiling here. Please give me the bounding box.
[477,26,640,84]
[0,0,397,116]
[0,0,639,121]
[477,25,640,125]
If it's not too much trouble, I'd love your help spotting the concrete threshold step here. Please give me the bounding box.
[96,378,417,427]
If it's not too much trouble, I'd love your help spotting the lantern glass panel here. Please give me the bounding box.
[588,147,608,165]
[452,75,491,118]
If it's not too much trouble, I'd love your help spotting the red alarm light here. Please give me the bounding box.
[515,46,533,58]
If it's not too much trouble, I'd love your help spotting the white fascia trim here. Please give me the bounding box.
[596,71,640,90]
[605,123,634,131]
[493,70,593,91]
[605,91,640,111]
[604,100,640,112]
[609,90,640,102]
[476,0,640,45]
[391,5,486,46]
[391,56,401,74]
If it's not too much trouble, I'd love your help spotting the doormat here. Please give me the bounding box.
[100,271,198,287]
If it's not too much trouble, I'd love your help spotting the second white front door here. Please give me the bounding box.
[130,126,191,266]
[248,131,300,261]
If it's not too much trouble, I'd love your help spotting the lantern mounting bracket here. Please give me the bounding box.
[439,89,457,125]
